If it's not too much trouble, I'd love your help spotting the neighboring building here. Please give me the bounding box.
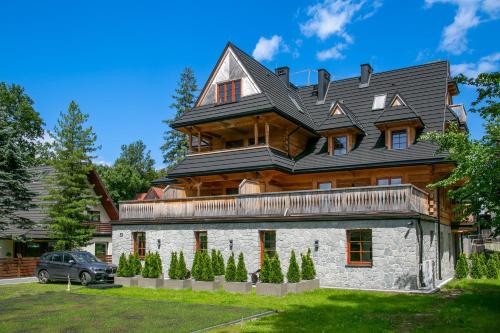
[114,42,467,291]
[0,166,119,261]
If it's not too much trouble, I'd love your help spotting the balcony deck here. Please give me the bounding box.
[119,184,430,222]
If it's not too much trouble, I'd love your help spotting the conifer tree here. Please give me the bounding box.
[191,250,201,280]
[117,253,131,277]
[260,253,271,283]
[236,252,248,282]
[161,67,197,168]
[486,256,499,279]
[168,251,178,279]
[470,253,483,279]
[307,248,316,278]
[269,253,284,284]
[479,253,488,277]
[44,101,99,250]
[142,252,151,278]
[287,250,301,283]
[199,251,214,281]
[176,251,188,280]
[225,252,236,282]
[132,253,142,275]
[217,250,225,275]
[211,248,218,275]
[455,253,469,279]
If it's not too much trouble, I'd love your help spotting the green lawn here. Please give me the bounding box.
[1,280,499,332]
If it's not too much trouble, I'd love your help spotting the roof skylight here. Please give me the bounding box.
[372,94,386,110]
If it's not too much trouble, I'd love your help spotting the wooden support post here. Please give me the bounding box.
[265,122,270,146]
[254,119,259,146]
[328,136,333,156]
[188,134,193,153]
[197,131,201,153]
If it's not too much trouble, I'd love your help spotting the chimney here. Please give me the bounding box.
[275,67,290,87]
[317,69,330,102]
[359,64,373,88]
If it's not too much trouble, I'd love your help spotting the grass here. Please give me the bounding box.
[1,279,499,332]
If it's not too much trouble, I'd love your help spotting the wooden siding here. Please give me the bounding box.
[0,257,38,279]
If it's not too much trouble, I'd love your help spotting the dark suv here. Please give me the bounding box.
[36,251,117,286]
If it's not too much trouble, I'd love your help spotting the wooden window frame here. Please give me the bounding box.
[376,177,402,186]
[318,182,332,190]
[346,229,372,267]
[259,230,276,265]
[333,135,348,156]
[391,129,408,150]
[195,231,208,252]
[133,232,146,258]
[217,79,242,104]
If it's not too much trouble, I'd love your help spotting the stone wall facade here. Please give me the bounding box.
[112,218,450,291]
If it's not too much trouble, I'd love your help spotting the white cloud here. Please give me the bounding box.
[317,43,348,61]
[426,0,499,55]
[450,52,500,77]
[300,0,366,41]
[252,35,284,62]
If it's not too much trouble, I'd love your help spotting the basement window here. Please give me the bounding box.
[372,94,386,110]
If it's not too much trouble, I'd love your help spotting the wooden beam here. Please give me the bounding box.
[265,122,270,145]
[197,131,201,153]
[328,136,333,156]
[254,119,259,146]
[188,134,193,152]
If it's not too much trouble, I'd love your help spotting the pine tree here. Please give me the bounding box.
[217,250,225,276]
[470,253,483,279]
[479,253,488,277]
[117,253,131,277]
[142,252,151,278]
[269,253,284,284]
[260,253,271,283]
[168,251,178,279]
[191,250,201,280]
[486,256,499,279]
[307,248,316,278]
[161,68,197,168]
[132,254,142,275]
[176,251,188,280]
[287,250,301,283]
[236,252,248,282]
[301,251,315,280]
[211,248,219,275]
[44,101,99,250]
[225,252,236,282]
[199,251,214,281]
[455,253,469,279]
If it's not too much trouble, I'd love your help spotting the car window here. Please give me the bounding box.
[63,253,74,263]
[72,252,101,264]
[40,253,52,261]
[51,253,63,262]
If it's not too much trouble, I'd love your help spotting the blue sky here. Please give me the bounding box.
[1,0,499,168]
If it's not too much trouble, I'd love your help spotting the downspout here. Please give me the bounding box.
[437,188,442,280]
[417,218,425,288]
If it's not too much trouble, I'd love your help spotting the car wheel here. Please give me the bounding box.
[80,271,92,286]
[38,270,50,284]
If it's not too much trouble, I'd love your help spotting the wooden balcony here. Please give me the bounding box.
[84,222,112,234]
[119,184,430,221]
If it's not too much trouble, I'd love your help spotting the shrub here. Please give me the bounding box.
[191,251,201,280]
[168,251,178,279]
[198,251,214,281]
[486,256,499,279]
[269,253,284,284]
[491,253,500,272]
[455,253,469,279]
[142,252,162,278]
[287,250,301,283]
[308,248,316,278]
[236,252,248,282]
[301,249,316,280]
[260,253,271,283]
[479,253,488,277]
[132,254,142,275]
[211,249,218,275]
[117,253,132,277]
[470,253,483,279]
[225,252,236,282]
[141,252,151,278]
[176,251,188,279]
[217,250,225,275]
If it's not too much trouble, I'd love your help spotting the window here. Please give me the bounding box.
[217,79,241,104]
[225,188,239,195]
[372,94,387,110]
[390,95,405,107]
[333,136,347,156]
[195,231,208,252]
[248,136,266,145]
[391,130,407,150]
[259,230,276,264]
[318,182,332,190]
[347,230,372,266]
[225,139,244,149]
[331,104,344,115]
[133,232,146,258]
[87,210,100,222]
[377,177,402,186]
[51,252,63,262]
[63,253,74,263]
[95,243,107,257]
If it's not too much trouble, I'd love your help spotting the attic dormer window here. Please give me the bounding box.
[372,94,386,110]
[331,104,345,115]
[390,94,406,107]
[217,79,241,104]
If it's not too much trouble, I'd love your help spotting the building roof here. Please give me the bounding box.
[317,101,365,132]
[168,146,294,177]
[0,166,119,240]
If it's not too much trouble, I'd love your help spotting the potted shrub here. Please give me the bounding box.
[212,249,225,283]
[115,253,138,287]
[192,251,221,291]
[300,248,320,291]
[164,251,191,289]
[286,250,303,293]
[138,252,163,289]
[224,252,252,293]
[256,253,287,296]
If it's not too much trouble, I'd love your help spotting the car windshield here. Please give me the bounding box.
[72,252,101,264]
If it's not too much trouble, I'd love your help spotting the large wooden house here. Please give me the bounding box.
[114,42,467,290]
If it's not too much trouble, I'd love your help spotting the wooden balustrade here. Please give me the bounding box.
[120,184,429,220]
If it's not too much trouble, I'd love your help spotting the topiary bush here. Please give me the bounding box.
[211,249,218,275]
[486,256,499,279]
[260,253,271,283]
[269,253,284,284]
[301,249,316,280]
[217,250,225,276]
[168,251,178,279]
[176,251,188,279]
[142,252,162,278]
[308,248,316,278]
[236,252,248,282]
[225,252,236,282]
[191,250,201,280]
[141,252,151,278]
[287,250,301,283]
[198,251,214,281]
[132,253,142,275]
[455,253,469,279]
[117,253,132,277]
[470,253,483,279]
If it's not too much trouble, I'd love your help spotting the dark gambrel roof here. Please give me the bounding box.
[168,146,294,177]
[317,101,365,132]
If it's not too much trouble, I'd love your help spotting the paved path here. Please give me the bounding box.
[0,277,37,285]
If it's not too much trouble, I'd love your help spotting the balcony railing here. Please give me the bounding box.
[120,184,429,221]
